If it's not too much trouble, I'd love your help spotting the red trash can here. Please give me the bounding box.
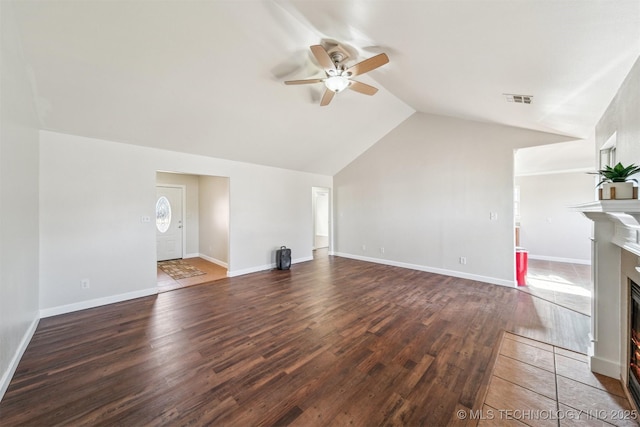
[515,248,528,286]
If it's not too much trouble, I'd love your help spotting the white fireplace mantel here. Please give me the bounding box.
[573,200,640,257]
[572,199,640,385]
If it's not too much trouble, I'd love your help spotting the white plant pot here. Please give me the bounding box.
[601,182,635,199]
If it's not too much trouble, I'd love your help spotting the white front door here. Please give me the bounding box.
[156,186,184,261]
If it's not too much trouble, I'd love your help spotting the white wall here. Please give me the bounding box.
[39,130,332,315]
[334,113,574,286]
[596,56,640,168]
[156,172,200,257]
[516,172,594,263]
[199,175,229,266]
[590,55,640,380]
[515,138,595,176]
[0,2,41,399]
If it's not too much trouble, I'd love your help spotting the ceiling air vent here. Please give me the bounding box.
[504,94,533,104]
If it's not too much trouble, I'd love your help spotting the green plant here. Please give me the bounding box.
[592,162,640,187]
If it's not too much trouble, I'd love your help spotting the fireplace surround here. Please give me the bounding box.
[630,280,640,408]
[574,200,640,406]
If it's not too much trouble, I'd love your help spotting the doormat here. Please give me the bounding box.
[158,260,206,280]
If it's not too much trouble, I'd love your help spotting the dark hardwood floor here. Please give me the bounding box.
[0,252,589,426]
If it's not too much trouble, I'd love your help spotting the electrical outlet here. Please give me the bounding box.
[81,278,90,289]
[380,247,385,254]
[362,244,366,251]
[140,216,151,223]
[489,212,498,221]
[459,257,467,265]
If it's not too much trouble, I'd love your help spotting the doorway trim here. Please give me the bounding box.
[312,187,331,252]
[156,184,187,260]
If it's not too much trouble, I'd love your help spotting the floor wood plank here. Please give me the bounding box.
[0,252,590,425]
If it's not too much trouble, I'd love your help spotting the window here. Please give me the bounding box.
[600,132,617,169]
[156,196,171,233]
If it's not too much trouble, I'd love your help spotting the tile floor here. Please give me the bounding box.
[478,332,637,427]
[157,257,227,293]
[519,259,591,316]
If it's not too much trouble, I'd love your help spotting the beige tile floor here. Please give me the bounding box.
[157,257,227,293]
[477,332,637,427]
[519,259,591,316]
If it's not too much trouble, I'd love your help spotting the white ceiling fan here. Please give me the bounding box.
[285,44,389,106]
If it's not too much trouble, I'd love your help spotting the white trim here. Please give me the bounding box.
[515,167,594,177]
[292,256,314,265]
[590,355,620,378]
[227,264,272,277]
[40,288,158,318]
[227,256,313,278]
[528,254,591,265]
[199,253,228,268]
[0,316,39,401]
[333,252,516,288]
[572,199,640,214]
[184,253,200,259]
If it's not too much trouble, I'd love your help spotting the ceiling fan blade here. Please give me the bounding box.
[345,53,389,77]
[284,78,324,85]
[320,89,335,106]
[310,45,336,72]
[348,81,378,96]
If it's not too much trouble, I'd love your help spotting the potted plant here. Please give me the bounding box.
[593,162,640,199]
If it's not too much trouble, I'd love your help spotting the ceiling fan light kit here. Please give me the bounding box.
[324,75,350,92]
[284,44,389,106]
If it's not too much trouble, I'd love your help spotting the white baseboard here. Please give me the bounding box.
[40,287,158,318]
[199,253,228,268]
[184,253,200,259]
[333,252,516,288]
[528,254,591,265]
[590,355,620,378]
[227,256,314,278]
[0,315,39,401]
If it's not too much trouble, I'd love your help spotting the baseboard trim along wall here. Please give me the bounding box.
[528,254,591,265]
[184,253,200,259]
[199,253,228,268]
[0,316,39,401]
[39,287,159,318]
[333,252,516,288]
[590,355,620,379]
[227,256,314,278]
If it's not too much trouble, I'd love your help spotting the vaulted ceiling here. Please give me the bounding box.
[9,1,640,175]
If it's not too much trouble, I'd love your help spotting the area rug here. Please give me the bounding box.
[157,260,206,280]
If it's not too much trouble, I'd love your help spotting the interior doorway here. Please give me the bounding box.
[312,187,330,250]
[513,141,594,315]
[156,171,230,292]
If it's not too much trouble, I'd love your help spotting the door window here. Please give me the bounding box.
[156,196,172,233]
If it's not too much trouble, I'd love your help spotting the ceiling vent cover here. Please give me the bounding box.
[504,94,533,104]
